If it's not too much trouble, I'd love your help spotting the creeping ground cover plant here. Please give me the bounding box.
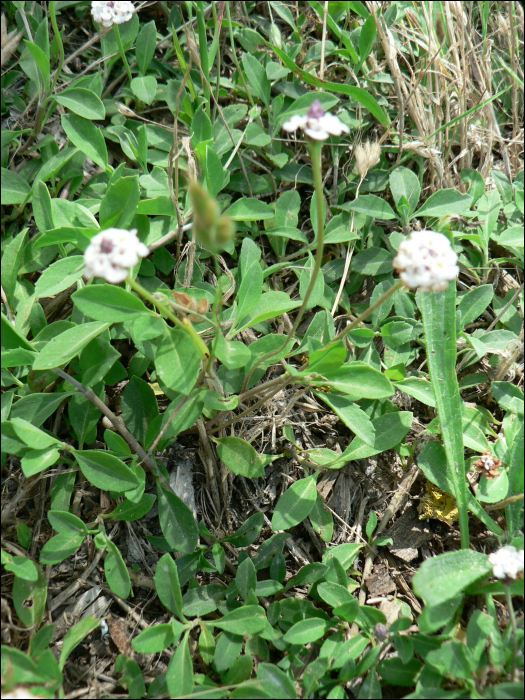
[1,1,524,698]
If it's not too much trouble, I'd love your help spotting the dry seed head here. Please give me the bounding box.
[354,141,381,179]
[435,16,445,46]
[496,13,509,35]
[182,136,197,182]
[185,27,201,67]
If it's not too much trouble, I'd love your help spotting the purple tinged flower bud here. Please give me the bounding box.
[374,623,389,641]
[307,100,325,119]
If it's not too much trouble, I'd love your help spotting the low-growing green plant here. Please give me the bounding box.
[1,1,523,698]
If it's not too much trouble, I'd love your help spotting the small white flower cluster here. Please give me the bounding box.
[393,230,459,292]
[84,228,149,283]
[283,99,350,141]
[488,545,524,581]
[91,1,134,28]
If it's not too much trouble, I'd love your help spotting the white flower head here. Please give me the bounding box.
[91,1,134,28]
[84,228,149,283]
[488,545,524,582]
[393,230,459,292]
[282,99,350,141]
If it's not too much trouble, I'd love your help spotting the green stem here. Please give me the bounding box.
[126,276,209,360]
[241,139,325,393]
[331,280,404,344]
[113,24,132,83]
[505,585,518,681]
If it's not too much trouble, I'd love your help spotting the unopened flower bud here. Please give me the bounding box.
[190,180,234,253]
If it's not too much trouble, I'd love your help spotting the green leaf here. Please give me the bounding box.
[21,446,61,477]
[366,510,378,541]
[413,189,473,219]
[34,256,85,299]
[62,113,108,172]
[341,411,413,461]
[351,247,395,276]
[223,654,254,686]
[222,512,265,547]
[215,436,265,478]
[215,333,252,369]
[157,482,199,554]
[210,606,267,635]
[154,327,201,395]
[33,321,110,370]
[74,450,141,492]
[283,617,332,645]
[80,335,120,386]
[12,563,47,629]
[105,540,131,599]
[103,493,156,521]
[55,88,105,119]
[130,75,158,104]
[456,285,494,332]
[389,166,421,216]
[425,640,474,680]
[121,376,158,445]
[99,175,140,229]
[237,261,263,321]
[205,145,229,197]
[136,21,157,75]
[308,361,394,400]
[182,584,226,616]
[1,229,29,308]
[236,556,257,601]
[24,40,50,91]
[272,473,318,531]
[154,552,184,618]
[10,391,76,427]
[257,662,297,699]
[48,510,88,536]
[3,556,38,582]
[32,180,54,235]
[39,532,86,565]
[394,377,436,407]
[498,225,524,250]
[72,284,150,322]
[227,198,275,221]
[420,285,469,547]
[343,194,398,220]
[59,616,100,670]
[11,417,62,450]
[1,168,31,205]
[357,14,377,71]
[285,563,329,591]
[316,393,375,445]
[132,624,175,654]
[413,549,492,608]
[233,291,301,334]
[242,53,271,108]
[166,632,194,698]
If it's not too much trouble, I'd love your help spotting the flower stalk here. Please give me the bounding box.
[113,24,132,83]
